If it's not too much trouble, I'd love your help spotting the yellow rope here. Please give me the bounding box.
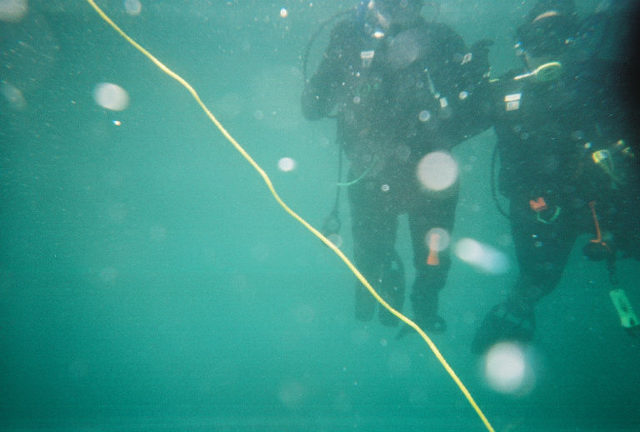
[83,1,494,430]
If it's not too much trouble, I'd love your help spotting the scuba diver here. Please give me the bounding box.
[472,0,640,354]
[301,0,491,332]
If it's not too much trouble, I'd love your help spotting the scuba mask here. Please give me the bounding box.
[516,10,576,57]
[358,0,424,36]
[514,9,576,82]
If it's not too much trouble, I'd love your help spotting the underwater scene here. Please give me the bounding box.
[1,0,639,431]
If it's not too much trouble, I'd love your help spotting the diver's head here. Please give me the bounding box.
[363,0,424,31]
[516,1,578,71]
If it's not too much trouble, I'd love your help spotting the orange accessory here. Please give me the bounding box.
[427,232,441,266]
[529,197,548,212]
[588,201,608,248]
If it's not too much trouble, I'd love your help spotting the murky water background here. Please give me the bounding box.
[1,1,638,431]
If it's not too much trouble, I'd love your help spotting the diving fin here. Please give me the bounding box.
[609,288,640,336]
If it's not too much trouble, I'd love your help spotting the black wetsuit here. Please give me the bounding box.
[302,15,489,329]
[472,59,640,352]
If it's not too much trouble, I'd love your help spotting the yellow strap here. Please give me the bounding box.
[83,2,494,430]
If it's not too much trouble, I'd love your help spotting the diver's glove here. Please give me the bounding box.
[466,39,494,81]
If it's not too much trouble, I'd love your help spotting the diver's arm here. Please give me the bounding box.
[456,35,495,140]
[457,39,494,137]
[301,62,337,120]
[439,29,495,144]
[451,75,494,142]
[301,21,353,120]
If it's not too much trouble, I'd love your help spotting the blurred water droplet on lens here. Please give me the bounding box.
[418,109,431,122]
[416,151,458,191]
[425,227,450,251]
[387,28,420,69]
[0,0,28,22]
[327,233,343,248]
[1,81,27,110]
[455,238,509,274]
[93,82,130,111]
[124,0,142,16]
[484,342,535,395]
[278,157,296,172]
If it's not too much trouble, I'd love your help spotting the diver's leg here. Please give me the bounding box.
[508,198,577,306]
[407,186,459,332]
[348,178,399,324]
[472,198,577,353]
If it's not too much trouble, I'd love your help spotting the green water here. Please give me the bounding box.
[1,1,638,431]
